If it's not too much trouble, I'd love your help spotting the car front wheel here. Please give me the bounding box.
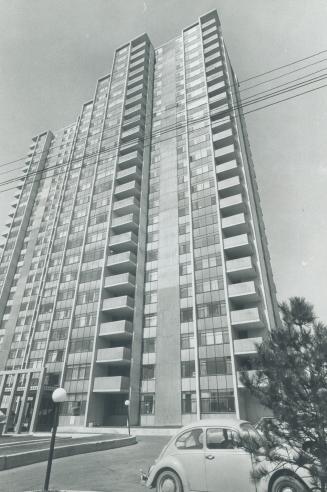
[156,469,183,492]
[271,475,307,492]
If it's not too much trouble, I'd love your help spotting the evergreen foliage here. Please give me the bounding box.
[241,297,327,491]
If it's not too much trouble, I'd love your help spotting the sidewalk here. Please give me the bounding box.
[0,433,136,471]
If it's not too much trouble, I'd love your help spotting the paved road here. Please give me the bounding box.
[0,435,169,492]
[0,434,119,457]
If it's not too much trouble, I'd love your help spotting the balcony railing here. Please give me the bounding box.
[113,196,140,215]
[221,213,249,236]
[114,181,141,199]
[218,176,242,198]
[107,251,137,273]
[231,307,265,329]
[99,320,133,340]
[111,213,139,234]
[117,150,143,169]
[234,337,262,355]
[96,347,131,365]
[102,295,134,317]
[93,376,130,393]
[226,256,256,281]
[104,272,136,295]
[109,231,138,252]
[116,166,141,184]
[220,193,246,216]
[223,233,253,258]
[228,281,260,302]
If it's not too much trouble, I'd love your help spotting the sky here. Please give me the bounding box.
[0,0,326,320]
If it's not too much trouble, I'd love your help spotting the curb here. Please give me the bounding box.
[0,436,136,471]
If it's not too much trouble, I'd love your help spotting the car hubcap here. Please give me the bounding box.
[161,478,176,492]
[281,487,295,492]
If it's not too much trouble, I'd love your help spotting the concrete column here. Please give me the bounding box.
[3,373,19,433]
[0,373,6,405]
[30,368,46,432]
[15,371,32,433]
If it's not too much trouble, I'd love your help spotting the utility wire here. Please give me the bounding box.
[239,48,327,83]
[2,48,327,170]
[1,65,327,187]
[0,76,326,198]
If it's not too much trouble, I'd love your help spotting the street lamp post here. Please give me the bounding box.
[124,399,130,436]
[43,387,67,492]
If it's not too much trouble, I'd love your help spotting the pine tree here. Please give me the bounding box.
[241,297,327,491]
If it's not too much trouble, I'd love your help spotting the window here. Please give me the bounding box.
[65,364,91,381]
[206,428,240,450]
[181,360,195,378]
[142,364,155,380]
[180,307,193,323]
[143,338,155,353]
[140,393,155,414]
[182,392,197,414]
[175,428,203,450]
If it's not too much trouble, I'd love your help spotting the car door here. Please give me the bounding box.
[173,427,207,492]
[204,427,256,492]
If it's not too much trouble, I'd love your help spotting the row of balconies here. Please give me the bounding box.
[93,49,151,392]
[92,371,258,393]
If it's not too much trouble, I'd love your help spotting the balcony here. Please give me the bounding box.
[116,166,141,185]
[220,194,246,216]
[109,231,138,252]
[111,213,139,234]
[113,196,140,215]
[104,273,136,295]
[119,138,144,156]
[96,347,131,366]
[223,234,253,258]
[118,150,143,169]
[228,281,260,303]
[231,307,265,329]
[218,176,242,198]
[122,113,145,131]
[216,159,239,179]
[234,337,262,355]
[114,181,141,199]
[212,128,233,145]
[107,251,137,274]
[99,320,133,340]
[226,256,256,281]
[102,295,134,317]
[222,213,249,237]
[120,126,143,142]
[93,376,130,393]
[208,80,225,97]
[214,143,236,165]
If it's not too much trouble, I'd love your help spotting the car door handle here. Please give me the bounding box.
[205,454,215,460]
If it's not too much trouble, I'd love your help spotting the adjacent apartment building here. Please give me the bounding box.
[0,10,279,433]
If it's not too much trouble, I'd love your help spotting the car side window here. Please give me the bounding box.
[175,428,204,450]
[206,428,240,450]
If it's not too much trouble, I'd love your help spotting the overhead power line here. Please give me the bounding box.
[1,46,327,171]
[239,48,327,84]
[0,76,326,198]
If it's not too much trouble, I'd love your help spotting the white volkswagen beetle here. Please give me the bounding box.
[141,418,311,492]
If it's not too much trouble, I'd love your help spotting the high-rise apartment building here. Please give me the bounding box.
[0,10,279,433]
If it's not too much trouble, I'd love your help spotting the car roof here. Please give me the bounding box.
[177,418,250,433]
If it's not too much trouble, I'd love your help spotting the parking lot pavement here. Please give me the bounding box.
[0,435,170,492]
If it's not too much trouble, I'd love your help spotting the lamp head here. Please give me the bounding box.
[52,387,67,403]
[124,399,130,407]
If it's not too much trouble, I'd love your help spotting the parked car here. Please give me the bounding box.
[141,418,311,492]
[0,409,6,435]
